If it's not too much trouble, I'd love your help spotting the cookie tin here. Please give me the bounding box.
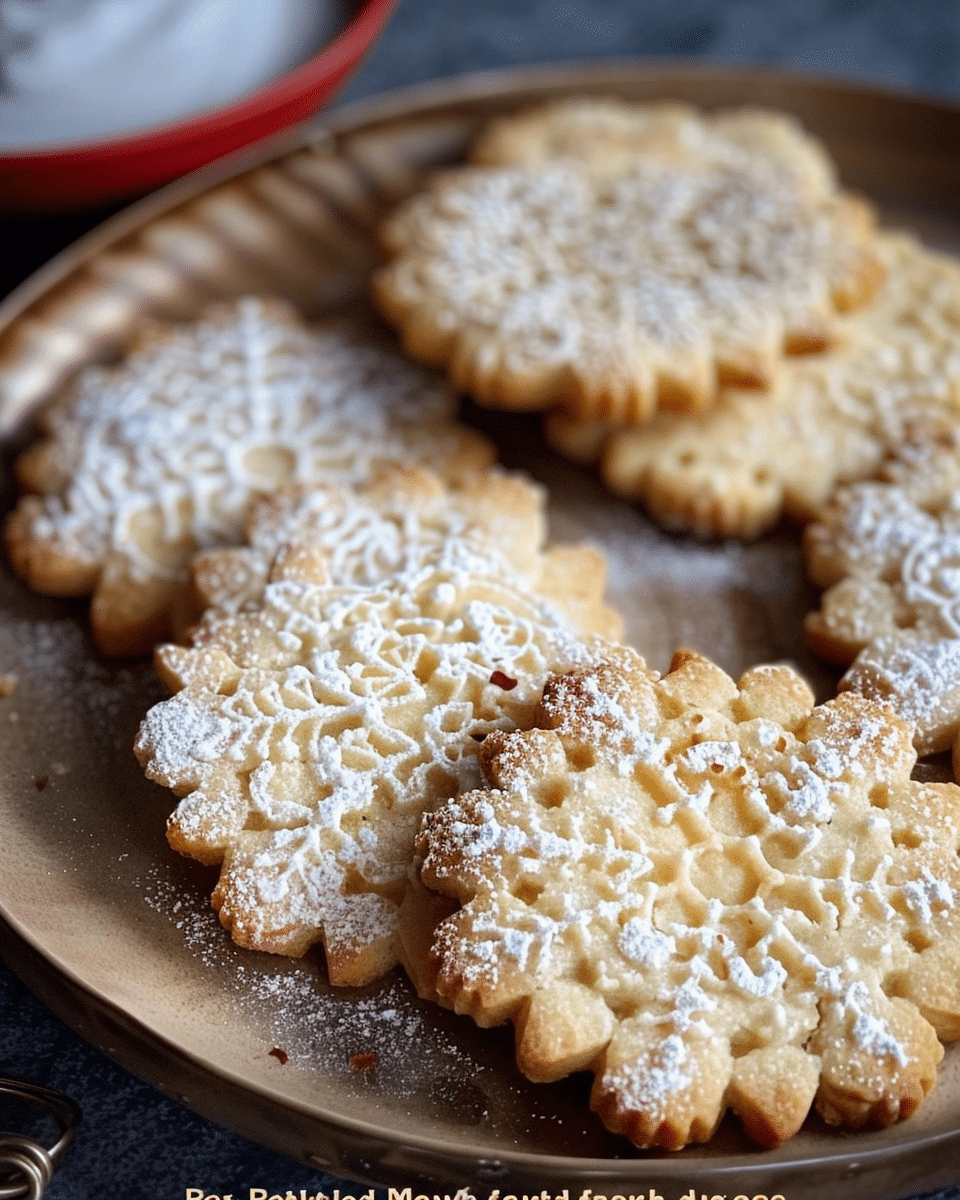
[1,61,960,1199]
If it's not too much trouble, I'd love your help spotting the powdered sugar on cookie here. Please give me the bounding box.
[803,420,960,756]
[375,157,881,423]
[549,233,960,539]
[136,552,606,988]
[186,462,621,642]
[419,646,959,1149]
[5,298,492,655]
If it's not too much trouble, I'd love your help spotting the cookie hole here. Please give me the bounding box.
[574,959,598,988]
[413,648,441,685]
[730,1029,765,1058]
[539,780,568,809]
[754,469,769,485]
[649,858,678,887]
[870,785,890,809]
[567,743,596,771]
[691,851,762,906]
[679,451,697,466]
[884,971,908,998]
[514,880,543,906]
[762,831,806,863]
[892,827,922,849]
[906,929,934,953]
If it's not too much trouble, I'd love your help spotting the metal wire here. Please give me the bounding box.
[0,1079,81,1200]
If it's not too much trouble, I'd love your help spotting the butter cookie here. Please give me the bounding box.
[374,154,880,422]
[419,646,960,1149]
[135,551,605,987]
[471,98,837,199]
[804,418,960,756]
[6,298,492,655]
[546,233,960,538]
[186,461,621,642]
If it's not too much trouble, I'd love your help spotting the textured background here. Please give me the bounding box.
[340,0,960,102]
[4,1,960,1197]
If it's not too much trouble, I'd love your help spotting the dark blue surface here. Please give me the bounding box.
[340,0,960,106]
[5,1,960,1197]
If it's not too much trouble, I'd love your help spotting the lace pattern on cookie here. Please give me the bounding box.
[419,647,958,1149]
[375,160,879,422]
[135,554,602,986]
[6,298,490,653]
[804,421,960,755]
[546,234,960,539]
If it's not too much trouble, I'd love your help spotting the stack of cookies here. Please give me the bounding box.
[7,95,960,1157]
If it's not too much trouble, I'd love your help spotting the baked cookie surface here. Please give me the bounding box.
[471,98,838,198]
[374,152,881,423]
[186,461,621,642]
[419,646,960,1150]
[5,297,492,656]
[546,232,960,538]
[803,418,960,757]
[135,549,606,988]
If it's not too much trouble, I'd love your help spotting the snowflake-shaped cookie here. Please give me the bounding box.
[134,552,603,988]
[374,151,882,424]
[185,461,621,642]
[5,297,492,655]
[804,418,960,756]
[545,233,960,539]
[418,646,960,1149]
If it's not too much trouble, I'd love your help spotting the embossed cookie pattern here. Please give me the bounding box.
[186,461,621,643]
[374,154,881,423]
[5,297,492,655]
[419,647,960,1150]
[135,552,605,988]
[804,419,960,760]
[10,92,960,1161]
[545,233,960,539]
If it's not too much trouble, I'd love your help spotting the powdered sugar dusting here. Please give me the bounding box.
[12,298,485,587]
[378,158,875,419]
[137,555,601,980]
[421,646,954,1147]
[138,863,483,1099]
